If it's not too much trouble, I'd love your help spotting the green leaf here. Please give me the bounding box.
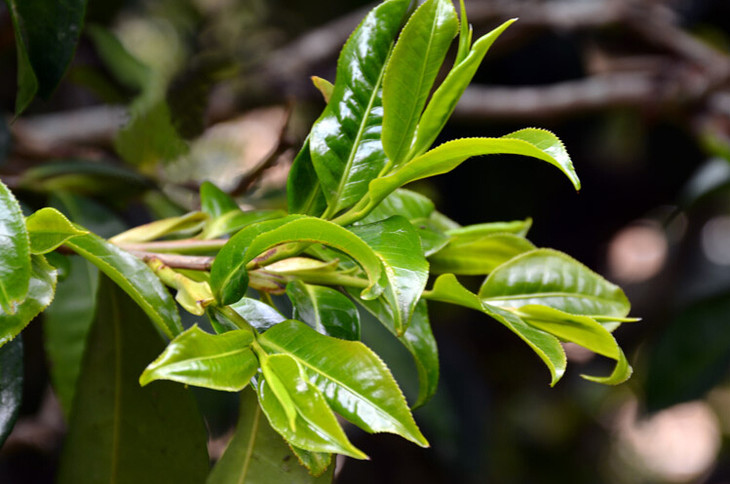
[65,232,182,338]
[259,320,428,447]
[350,216,429,334]
[454,0,472,65]
[5,0,87,114]
[409,19,515,158]
[201,209,286,240]
[512,305,632,385]
[353,297,438,408]
[258,353,367,459]
[86,24,150,92]
[228,298,287,333]
[287,280,360,340]
[310,0,411,216]
[200,181,238,218]
[115,100,188,166]
[288,139,327,217]
[382,0,458,167]
[58,277,209,484]
[140,325,257,391]
[0,337,22,447]
[368,130,581,209]
[290,446,333,478]
[213,216,385,305]
[26,207,89,254]
[429,233,535,275]
[210,215,304,305]
[110,211,206,244]
[359,188,435,225]
[311,76,334,104]
[208,387,334,483]
[0,179,30,313]
[44,255,97,417]
[479,249,631,318]
[428,274,566,385]
[412,218,450,256]
[0,255,57,348]
[447,218,532,238]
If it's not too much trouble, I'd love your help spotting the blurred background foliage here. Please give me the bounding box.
[3,0,730,482]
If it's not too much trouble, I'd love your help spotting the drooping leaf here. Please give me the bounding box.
[258,353,368,459]
[353,297,438,408]
[309,0,411,215]
[0,255,57,348]
[382,0,458,166]
[140,325,257,391]
[368,130,581,210]
[228,298,287,333]
[208,387,334,483]
[5,0,88,114]
[109,211,206,244]
[287,280,360,340]
[479,249,631,318]
[0,179,30,314]
[288,139,327,217]
[259,320,428,447]
[409,19,515,158]
[25,207,88,254]
[58,277,209,484]
[429,233,535,275]
[0,337,23,447]
[427,274,566,385]
[350,216,429,334]
[65,232,182,338]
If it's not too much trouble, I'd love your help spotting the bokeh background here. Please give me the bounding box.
[3,0,730,482]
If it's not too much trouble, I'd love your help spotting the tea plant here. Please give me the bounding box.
[0,0,636,481]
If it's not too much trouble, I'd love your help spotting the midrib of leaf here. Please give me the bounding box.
[483,292,618,305]
[238,402,261,484]
[160,348,252,367]
[111,288,123,484]
[327,47,392,216]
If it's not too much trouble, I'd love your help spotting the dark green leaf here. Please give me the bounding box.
[409,19,515,158]
[0,337,23,447]
[287,139,327,217]
[429,233,535,275]
[479,249,631,318]
[0,179,30,313]
[26,207,88,254]
[287,280,360,340]
[350,216,429,334]
[58,277,209,483]
[200,181,238,218]
[0,255,57,348]
[259,320,428,447]
[382,0,458,166]
[208,387,334,483]
[258,353,367,459]
[140,325,257,391]
[310,0,411,216]
[65,232,182,338]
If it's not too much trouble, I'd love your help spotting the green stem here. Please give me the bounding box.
[331,196,374,226]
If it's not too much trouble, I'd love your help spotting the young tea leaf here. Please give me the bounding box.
[0,179,30,314]
[26,207,88,254]
[109,211,207,244]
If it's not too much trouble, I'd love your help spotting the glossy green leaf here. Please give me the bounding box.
[310,0,410,216]
[259,320,428,447]
[288,139,327,217]
[479,249,631,318]
[429,233,535,275]
[412,218,450,256]
[368,130,581,209]
[0,255,57,348]
[201,209,286,240]
[447,218,532,238]
[208,387,334,483]
[140,325,257,391]
[0,337,22,447]
[25,207,88,254]
[65,232,182,338]
[58,278,209,484]
[454,0,472,65]
[228,298,287,333]
[44,255,98,416]
[0,179,30,314]
[382,0,458,166]
[5,0,87,114]
[353,297,438,408]
[287,280,360,340]
[200,181,238,218]
[258,353,368,459]
[512,305,632,384]
[210,215,304,305]
[359,188,435,225]
[110,211,206,244]
[350,216,429,334]
[409,19,515,158]
[428,274,566,385]
[290,446,333,478]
